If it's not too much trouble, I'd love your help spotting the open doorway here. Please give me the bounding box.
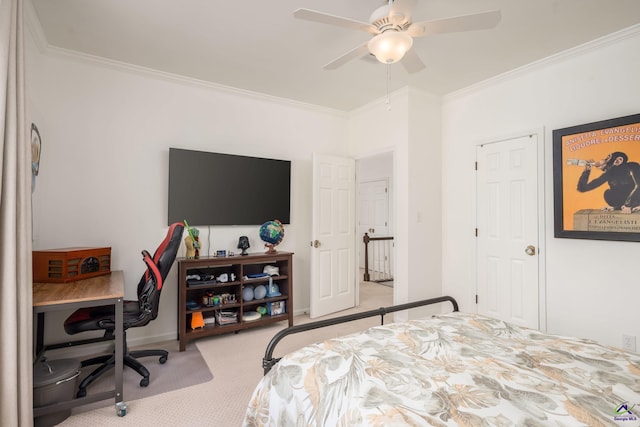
[356,152,394,308]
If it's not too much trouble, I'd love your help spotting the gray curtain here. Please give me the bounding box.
[0,0,33,425]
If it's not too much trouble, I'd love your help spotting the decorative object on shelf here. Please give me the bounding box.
[237,236,250,256]
[259,220,285,254]
[256,305,267,316]
[267,301,285,316]
[263,265,279,276]
[243,311,261,322]
[216,250,226,257]
[190,312,205,329]
[201,292,224,307]
[183,220,200,258]
[266,279,281,297]
[184,237,196,258]
[219,293,236,304]
[242,286,254,302]
[201,293,215,306]
[254,285,267,300]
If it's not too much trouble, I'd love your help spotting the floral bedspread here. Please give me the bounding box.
[244,312,640,426]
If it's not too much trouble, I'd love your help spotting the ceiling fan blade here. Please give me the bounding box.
[323,42,370,70]
[400,48,426,73]
[390,0,416,23]
[408,10,501,37]
[294,8,377,34]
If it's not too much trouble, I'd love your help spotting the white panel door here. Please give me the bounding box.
[359,179,389,237]
[476,135,539,329]
[358,179,389,269]
[311,153,356,318]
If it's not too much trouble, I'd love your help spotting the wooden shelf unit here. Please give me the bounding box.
[177,251,293,351]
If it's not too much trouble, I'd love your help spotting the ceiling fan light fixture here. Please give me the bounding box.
[368,30,413,64]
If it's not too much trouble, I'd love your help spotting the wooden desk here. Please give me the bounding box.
[33,271,124,416]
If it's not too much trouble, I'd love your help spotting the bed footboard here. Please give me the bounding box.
[262,295,458,374]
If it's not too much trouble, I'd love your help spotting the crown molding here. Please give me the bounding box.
[23,1,346,118]
[50,44,347,115]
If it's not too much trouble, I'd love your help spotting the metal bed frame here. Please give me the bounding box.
[262,295,459,374]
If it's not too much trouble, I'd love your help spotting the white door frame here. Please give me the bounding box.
[475,128,547,332]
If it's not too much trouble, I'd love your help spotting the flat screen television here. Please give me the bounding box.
[168,148,291,226]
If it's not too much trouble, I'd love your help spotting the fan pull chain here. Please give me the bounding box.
[385,63,391,111]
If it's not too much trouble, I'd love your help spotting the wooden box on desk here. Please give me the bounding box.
[33,247,111,283]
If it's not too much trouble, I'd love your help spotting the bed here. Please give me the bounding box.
[244,297,640,426]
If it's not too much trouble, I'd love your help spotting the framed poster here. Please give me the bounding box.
[553,113,640,241]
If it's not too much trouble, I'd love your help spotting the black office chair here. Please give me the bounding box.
[64,222,184,397]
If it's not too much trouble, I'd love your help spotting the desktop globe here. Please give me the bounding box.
[259,220,284,254]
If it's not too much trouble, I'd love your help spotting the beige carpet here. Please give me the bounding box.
[58,281,392,426]
[70,341,212,414]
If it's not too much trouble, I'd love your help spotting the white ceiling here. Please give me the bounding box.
[30,0,640,111]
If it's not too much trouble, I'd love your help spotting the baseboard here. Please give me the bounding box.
[294,307,309,316]
[42,341,114,360]
[127,332,177,348]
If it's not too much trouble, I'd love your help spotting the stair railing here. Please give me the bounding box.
[363,232,394,282]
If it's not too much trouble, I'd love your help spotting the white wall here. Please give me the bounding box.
[348,87,443,318]
[27,36,349,345]
[358,152,393,186]
[442,26,640,348]
[407,89,443,318]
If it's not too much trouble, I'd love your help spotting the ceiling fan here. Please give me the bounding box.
[294,0,501,73]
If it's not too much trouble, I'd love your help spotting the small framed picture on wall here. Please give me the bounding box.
[553,113,640,241]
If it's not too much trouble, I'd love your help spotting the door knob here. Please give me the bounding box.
[525,245,536,256]
[311,240,320,248]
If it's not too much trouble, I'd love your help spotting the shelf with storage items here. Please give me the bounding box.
[177,251,293,351]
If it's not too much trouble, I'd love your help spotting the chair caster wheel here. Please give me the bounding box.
[77,389,87,398]
[140,377,149,387]
[159,356,167,364]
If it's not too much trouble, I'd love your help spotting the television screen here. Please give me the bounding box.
[168,148,291,226]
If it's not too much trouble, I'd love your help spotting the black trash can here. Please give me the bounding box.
[33,358,81,427]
